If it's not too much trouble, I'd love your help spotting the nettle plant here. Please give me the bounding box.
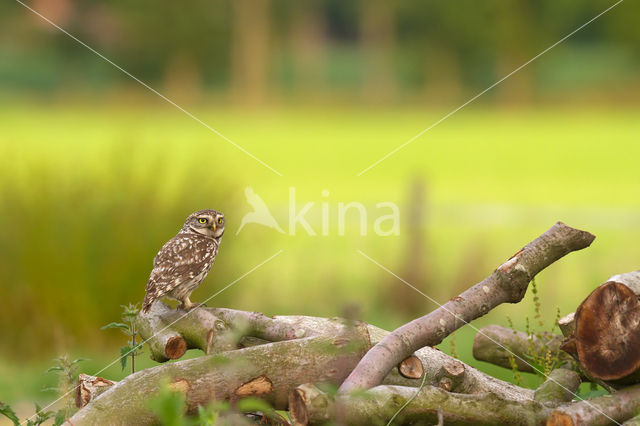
[102,303,144,374]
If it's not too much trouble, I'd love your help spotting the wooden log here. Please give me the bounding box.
[340,222,595,392]
[563,274,640,385]
[547,384,640,426]
[290,383,552,426]
[533,368,581,404]
[69,330,370,425]
[472,324,570,374]
[75,374,116,408]
[136,302,234,362]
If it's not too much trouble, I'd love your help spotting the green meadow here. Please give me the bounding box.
[1,102,639,408]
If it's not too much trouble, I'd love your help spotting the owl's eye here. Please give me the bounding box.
[198,218,208,224]
[217,218,223,224]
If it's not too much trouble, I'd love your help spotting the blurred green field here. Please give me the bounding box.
[1,102,639,408]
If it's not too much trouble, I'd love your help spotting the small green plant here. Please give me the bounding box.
[0,401,66,426]
[43,355,88,416]
[506,316,523,386]
[102,303,144,374]
[505,279,563,387]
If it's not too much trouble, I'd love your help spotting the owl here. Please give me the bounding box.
[141,209,225,313]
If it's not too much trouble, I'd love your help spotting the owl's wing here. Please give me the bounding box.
[144,234,217,306]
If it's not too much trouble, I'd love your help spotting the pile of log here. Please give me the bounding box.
[67,223,640,425]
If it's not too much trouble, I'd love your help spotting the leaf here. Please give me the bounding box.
[45,366,64,373]
[0,402,21,426]
[53,410,66,426]
[120,346,131,371]
[101,322,130,330]
[71,358,90,365]
[236,397,274,414]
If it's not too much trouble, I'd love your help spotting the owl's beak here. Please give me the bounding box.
[210,224,217,231]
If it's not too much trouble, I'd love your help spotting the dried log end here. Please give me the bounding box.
[398,355,424,379]
[166,336,188,360]
[575,281,640,381]
[234,375,274,399]
[546,412,575,426]
[75,374,115,408]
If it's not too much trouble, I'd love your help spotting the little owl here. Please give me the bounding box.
[142,209,225,313]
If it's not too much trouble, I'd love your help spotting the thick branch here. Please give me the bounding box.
[472,324,571,374]
[290,383,552,426]
[534,368,581,404]
[137,302,235,362]
[70,329,369,425]
[340,222,595,392]
[547,384,640,426]
[75,374,116,408]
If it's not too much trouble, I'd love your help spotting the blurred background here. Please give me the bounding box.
[1,0,640,415]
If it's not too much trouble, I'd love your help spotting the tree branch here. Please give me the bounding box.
[547,384,640,426]
[472,324,571,374]
[290,383,552,426]
[339,222,595,392]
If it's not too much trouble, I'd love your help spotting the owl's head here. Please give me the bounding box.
[183,209,225,239]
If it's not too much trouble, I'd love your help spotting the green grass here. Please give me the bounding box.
[1,101,639,404]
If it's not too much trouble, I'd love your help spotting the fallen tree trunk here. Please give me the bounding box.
[340,222,595,392]
[290,383,552,426]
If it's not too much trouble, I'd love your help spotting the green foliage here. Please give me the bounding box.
[0,402,66,426]
[0,402,20,426]
[148,381,285,426]
[43,355,87,417]
[504,279,563,388]
[102,303,144,374]
[505,316,523,386]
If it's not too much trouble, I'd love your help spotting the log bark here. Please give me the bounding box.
[290,383,552,426]
[69,329,370,425]
[340,222,595,392]
[534,368,581,404]
[472,325,570,374]
[75,310,536,421]
[140,304,535,400]
[75,374,116,408]
[547,384,640,426]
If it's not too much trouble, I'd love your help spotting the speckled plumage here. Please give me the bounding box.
[142,209,225,313]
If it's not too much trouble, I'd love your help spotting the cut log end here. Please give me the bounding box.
[166,336,187,360]
[546,412,575,426]
[574,281,640,381]
[75,374,115,408]
[398,355,424,379]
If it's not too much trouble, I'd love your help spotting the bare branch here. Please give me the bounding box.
[340,222,595,392]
